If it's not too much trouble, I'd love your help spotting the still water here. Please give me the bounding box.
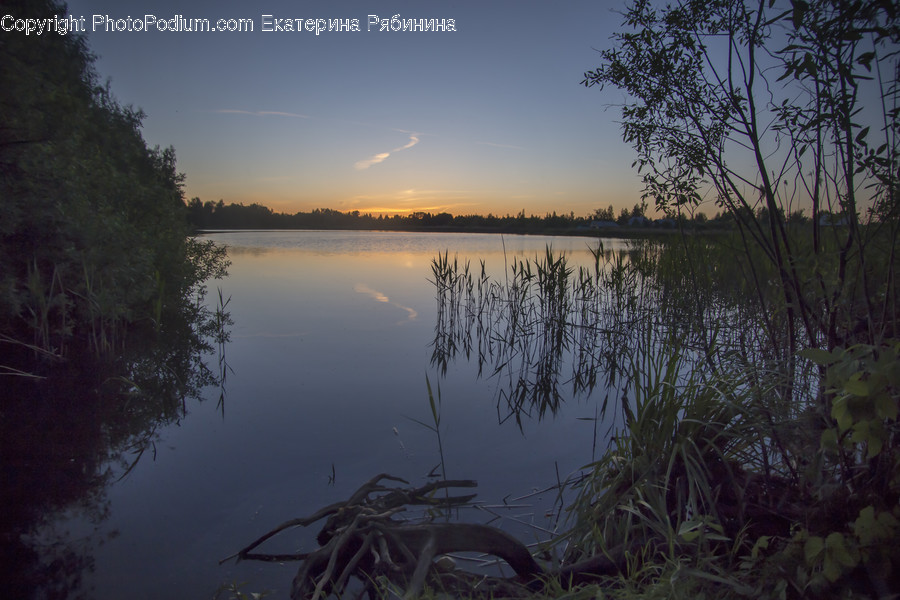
[33,230,620,599]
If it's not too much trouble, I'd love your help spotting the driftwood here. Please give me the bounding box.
[223,473,629,599]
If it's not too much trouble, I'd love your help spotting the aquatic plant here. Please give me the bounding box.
[429,226,899,597]
[404,376,449,482]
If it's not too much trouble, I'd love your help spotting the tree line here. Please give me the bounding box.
[185,197,829,233]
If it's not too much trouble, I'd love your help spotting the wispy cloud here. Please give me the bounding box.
[354,152,391,170]
[214,109,310,119]
[355,134,420,170]
[395,136,419,151]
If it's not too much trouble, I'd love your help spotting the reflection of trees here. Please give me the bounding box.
[1,313,226,600]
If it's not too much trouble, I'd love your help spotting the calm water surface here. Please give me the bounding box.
[50,231,622,598]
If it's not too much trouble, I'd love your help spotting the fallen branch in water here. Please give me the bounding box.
[222,473,631,599]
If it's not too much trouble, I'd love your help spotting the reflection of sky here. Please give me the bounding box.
[60,0,642,217]
[354,283,419,323]
[82,231,620,598]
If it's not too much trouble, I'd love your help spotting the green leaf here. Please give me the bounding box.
[678,520,703,542]
[804,535,824,564]
[822,556,842,582]
[831,396,853,432]
[853,506,878,546]
[751,535,770,559]
[800,348,835,365]
[826,532,858,569]
[844,374,870,397]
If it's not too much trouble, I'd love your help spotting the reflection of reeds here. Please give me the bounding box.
[429,237,823,430]
[214,287,233,416]
[431,245,607,424]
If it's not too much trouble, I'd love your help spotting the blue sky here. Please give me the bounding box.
[62,0,643,216]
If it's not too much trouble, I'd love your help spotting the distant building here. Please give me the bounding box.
[590,220,619,229]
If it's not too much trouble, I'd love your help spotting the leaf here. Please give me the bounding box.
[856,52,876,71]
[425,375,440,426]
[802,53,818,78]
[831,397,853,432]
[864,424,884,458]
[826,531,858,569]
[751,535,770,559]
[804,535,824,564]
[791,0,809,29]
[844,374,870,397]
[678,520,703,542]
[801,348,835,365]
[853,506,878,545]
[822,556,842,582]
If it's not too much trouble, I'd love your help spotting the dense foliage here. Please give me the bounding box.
[568,0,899,597]
[0,0,228,371]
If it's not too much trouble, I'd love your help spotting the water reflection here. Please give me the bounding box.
[2,310,227,599]
[354,283,419,323]
[432,249,576,424]
[430,242,645,427]
[15,231,620,599]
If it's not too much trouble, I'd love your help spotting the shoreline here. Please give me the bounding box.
[195,225,701,240]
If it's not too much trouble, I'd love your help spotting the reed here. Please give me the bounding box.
[429,228,899,598]
[405,376,448,483]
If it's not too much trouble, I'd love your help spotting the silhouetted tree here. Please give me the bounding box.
[583,0,898,353]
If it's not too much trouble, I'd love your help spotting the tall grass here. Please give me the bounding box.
[430,230,900,597]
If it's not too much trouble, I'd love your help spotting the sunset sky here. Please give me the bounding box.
[62,0,644,217]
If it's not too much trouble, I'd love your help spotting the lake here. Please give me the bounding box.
[18,230,624,599]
